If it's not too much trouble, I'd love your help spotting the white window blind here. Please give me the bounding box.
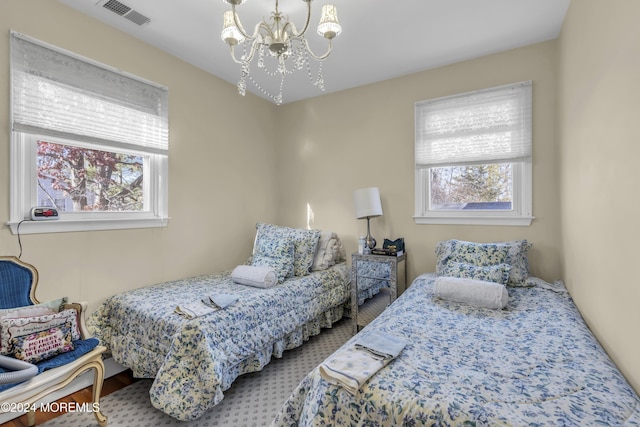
[10,31,168,155]
[415,81,531,167]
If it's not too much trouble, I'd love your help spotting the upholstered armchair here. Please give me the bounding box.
[0,256,107,426]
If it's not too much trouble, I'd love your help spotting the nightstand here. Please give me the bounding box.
[351,252,407,334]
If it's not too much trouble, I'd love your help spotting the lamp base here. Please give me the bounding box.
[365,236,376,251]
[365,217,376,251]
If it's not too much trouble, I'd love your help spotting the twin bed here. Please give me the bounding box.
[89,233,640,425]
[273,239,640,426]
[88,223,352,421]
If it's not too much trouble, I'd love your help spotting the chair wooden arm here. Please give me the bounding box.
[63,301,93,340]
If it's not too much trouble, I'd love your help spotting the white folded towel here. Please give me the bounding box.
[176,293,239,319]
[175,302,216,319]
[318,345,397,395]
[434,276,509,309]
[354,331,407,360]
[231,265,278,288]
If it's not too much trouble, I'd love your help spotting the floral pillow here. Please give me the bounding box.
[251,235,295,283]
[500,240,531,285]
[436,240,509,267]
[0,308,81,356]
[436,239,530,286]
[438,261,512,285]
[254,223,321,277]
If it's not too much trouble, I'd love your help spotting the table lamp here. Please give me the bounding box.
[353,187,383,250]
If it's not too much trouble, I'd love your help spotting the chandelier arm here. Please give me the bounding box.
[228,45,247,64]
[288,0,312,37]
[243,41,260,62]
[257,21,276,41]
[281,21,293,39]
[228,39,260,64]
[231,4,257,41]
[301,37,333,61]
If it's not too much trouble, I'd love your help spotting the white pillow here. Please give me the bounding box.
[0,297,68,318]
[312,231,336,271]
[434,276,509,309]
[312,231,346,271]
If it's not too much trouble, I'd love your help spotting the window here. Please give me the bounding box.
[9,31,169,234]
[414,81,533,226]
[36,139,146,212]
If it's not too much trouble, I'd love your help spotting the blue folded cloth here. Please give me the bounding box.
[204,293,238,309]
[354,331,407,359]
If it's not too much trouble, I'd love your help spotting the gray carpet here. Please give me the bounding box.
[42,318,351,427]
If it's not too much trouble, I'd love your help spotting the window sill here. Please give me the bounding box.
[414,215,533,226]
[8,217,169,235]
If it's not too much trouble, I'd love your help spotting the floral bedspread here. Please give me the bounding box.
[272,273,640,426]
[88,263,349,421]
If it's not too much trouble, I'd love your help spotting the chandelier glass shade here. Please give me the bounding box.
[220,0,342,105]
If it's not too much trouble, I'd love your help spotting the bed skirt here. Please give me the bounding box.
[149,304,346,420]
[216,304,345,391]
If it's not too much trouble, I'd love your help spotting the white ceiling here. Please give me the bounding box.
[58,0,570,105]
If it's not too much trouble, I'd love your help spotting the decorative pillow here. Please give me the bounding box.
[436,240,509,269]
[0,308,81,356]
[254,223,321,277]
[500,240,531,286]
[438,261,511,285]
[312,231,346,271]
[10,321,75,363]
[251,235,295,283]
[0,297,68,318]
[312,231,333,271]
[434,276,509,309]
[436,239,530,286]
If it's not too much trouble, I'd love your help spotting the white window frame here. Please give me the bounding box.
[414,81,533,226]
[8,31,169,234]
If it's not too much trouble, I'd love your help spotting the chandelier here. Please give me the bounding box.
[220,0,342,105]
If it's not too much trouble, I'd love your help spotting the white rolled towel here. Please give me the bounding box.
[434,276,509,309]
[231,265,278,288]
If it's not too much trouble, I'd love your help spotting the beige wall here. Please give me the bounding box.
[0,0,279,312]
[2,0,637,397]
[276,41,561,285]
[558,0,640,392]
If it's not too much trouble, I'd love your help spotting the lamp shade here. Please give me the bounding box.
[353,187,383,219]
[317,5,342,39]
[221,10,245,45]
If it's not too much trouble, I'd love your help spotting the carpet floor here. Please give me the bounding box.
[42,317,352,427]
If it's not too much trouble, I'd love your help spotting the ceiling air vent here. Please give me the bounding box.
[101,0,151,26]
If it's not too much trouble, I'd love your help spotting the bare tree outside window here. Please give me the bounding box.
[37,140,144,212]
[430,163,512,210]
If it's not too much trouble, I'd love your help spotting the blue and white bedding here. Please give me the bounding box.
[272,273,640,426]
[88,263,349,421]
